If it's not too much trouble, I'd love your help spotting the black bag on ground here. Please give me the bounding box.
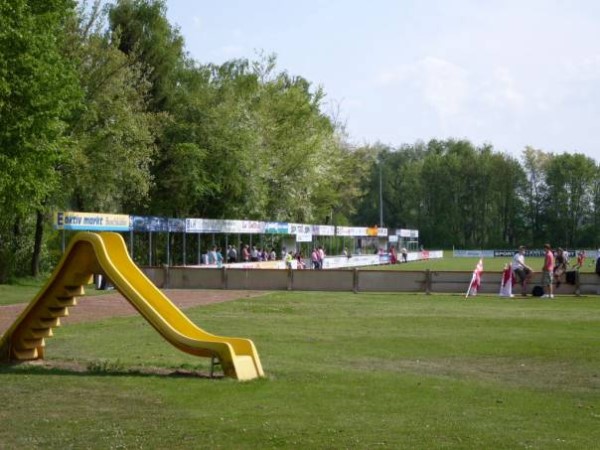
[532,285,544,297]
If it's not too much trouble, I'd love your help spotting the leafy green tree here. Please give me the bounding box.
[0,0,80,280]
[544,153,597,247]
[588,165,600,247]
[521,147,553,246]
[150,59,261,218]
[107,0,185,111]
[254,72,337,222]
[352,139,528,249]
[65,4,159,214]
[486,152,527,246]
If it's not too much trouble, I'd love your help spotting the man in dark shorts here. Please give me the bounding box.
[512,245,533,296]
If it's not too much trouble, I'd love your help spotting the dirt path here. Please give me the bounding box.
[0,289,265,335]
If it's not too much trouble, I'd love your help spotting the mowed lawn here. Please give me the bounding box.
[1,290,599,449]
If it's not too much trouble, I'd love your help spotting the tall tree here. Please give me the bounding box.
[107,0,185,111]
[521,147,553,246]
[0,0,80,280]
[65,2,159,214]
[544,153,596,247]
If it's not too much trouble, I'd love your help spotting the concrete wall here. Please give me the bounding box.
[357,270,426,292]
[291,269,355,291]
[141,266,599,295]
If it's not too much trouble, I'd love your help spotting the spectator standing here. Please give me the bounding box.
[311,248,320,270]
[390,246,398,264]
[242,244,250,262]
[542,243,555,298]
[285,251,293,270]
[296,251,306,269]
[208,246,218,265]
[216,247,223,268]
[318,246,325,269]
[575,250,585,269]
[401,247,408,263]
[227,245,237,263]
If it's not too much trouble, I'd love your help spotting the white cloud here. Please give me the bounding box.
[479,67,525,112]
[562,54,600,83]
[376,57,469,121]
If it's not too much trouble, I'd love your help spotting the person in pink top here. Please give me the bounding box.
[542,243,555,298]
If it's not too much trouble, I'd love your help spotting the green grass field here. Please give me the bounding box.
[0,277,48,306]
[1,290,599,449]
[0,279,112,306]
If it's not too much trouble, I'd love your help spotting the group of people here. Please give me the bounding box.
[225,244,279,263]
[389,246,408,264]
[209,243,328,270]
[511,244,584,298]
[310,246,326,269]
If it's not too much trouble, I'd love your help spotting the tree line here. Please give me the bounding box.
[354,141,600,251]
[1,0,599,281]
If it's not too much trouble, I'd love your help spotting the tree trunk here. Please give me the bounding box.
[31,209,44,277]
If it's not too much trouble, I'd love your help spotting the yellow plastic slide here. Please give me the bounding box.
[0,232,264,381]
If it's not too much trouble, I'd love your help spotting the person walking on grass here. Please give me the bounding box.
[542,243,555,299]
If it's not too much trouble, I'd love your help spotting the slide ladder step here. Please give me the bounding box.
[29,317,61,329]
[52,296,78,307]
[62,284,88,295]
[44,307,69,318]
[16,337,45,350]
[13,347,38,360]
[22,328,53,339]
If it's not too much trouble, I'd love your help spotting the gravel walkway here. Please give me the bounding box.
[0,289,265,335]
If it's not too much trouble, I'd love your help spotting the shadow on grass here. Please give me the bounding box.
[0,360,225,380]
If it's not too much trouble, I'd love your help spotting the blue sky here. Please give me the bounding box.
[164,0,600,161]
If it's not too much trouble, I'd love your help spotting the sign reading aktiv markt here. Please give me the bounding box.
[54,211,130,231]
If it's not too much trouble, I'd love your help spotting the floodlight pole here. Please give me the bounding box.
[379,160,383,227]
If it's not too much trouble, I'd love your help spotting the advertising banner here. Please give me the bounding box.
[132,216,169,232]
[168,218,186,232]
[264,222,289,234]
[312,225,335,236]
[54,211,130,231]
[186,218,266,234]
[296,232,313,242]
[397,228,419,238]
[454,250,495,258]
[289,223,312,235]
[336,226,368,237]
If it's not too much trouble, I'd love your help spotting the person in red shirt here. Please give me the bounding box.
[575,250,586,269]
[242,244,250,262]
[542,243,555,298]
